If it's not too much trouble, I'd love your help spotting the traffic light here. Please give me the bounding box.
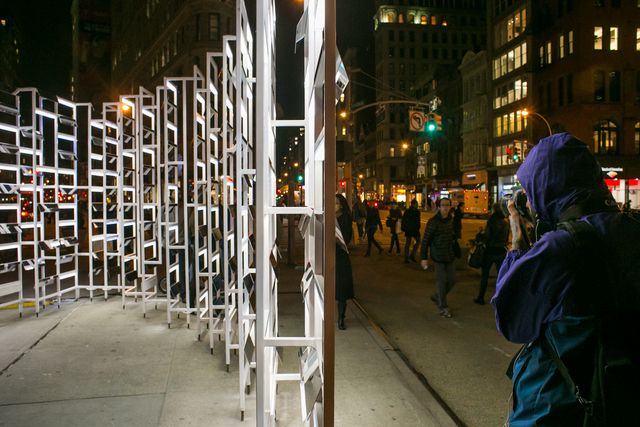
[434,113,443,131]
[297,174,304,182]
[425,113,437,132]
[512,146,520,162]
[339,179,346,189]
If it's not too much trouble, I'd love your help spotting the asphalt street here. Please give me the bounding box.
[349,210,521,427]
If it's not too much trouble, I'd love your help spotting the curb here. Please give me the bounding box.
[350,298,465,427]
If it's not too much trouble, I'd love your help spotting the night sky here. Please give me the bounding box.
[3,1,73,98]
[275,0,374,119]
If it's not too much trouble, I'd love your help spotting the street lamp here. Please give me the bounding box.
[401,142,409,150]
[520,109,552,137]
[339,111,347,118]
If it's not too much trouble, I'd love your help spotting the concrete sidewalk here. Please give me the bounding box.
[0,271,455,426]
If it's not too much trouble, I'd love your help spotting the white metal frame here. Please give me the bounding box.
[0,90,24,317]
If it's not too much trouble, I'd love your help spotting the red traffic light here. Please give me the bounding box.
[339,180,346,188]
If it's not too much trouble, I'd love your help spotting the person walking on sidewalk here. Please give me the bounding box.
[453,201,464,239]
[364,200,383,256]
[352,196,367,243]
[474,202,509,305]
[420,198,456,318]
[387,202,402,254]
[335,194,354,330]
[402,199,421,263]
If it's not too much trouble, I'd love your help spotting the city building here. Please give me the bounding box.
[110,0,235,96]
[71,0,111,107]
[488,0,640,208]
[0,6,21,92]
[371,0,487,203]
[459,50,492,198]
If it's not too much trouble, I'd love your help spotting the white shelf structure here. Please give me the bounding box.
[233,1,258,419]
[87,103,125,302]
[191,65,224,345]
[16,89,80,317]
[256,0,341,424]
[0,90,24,317]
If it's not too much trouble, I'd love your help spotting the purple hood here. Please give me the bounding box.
[516,132,615,226]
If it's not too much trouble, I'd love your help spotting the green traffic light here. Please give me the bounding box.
[426,122,436,132]
[296,175,303,182]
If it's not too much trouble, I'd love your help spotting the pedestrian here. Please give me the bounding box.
[492,133,640,426]
[352,196,367,243]
[335,194,354,330]
[364,200,383,256]
[623,199,631,213]
[386,201,402,254]
[426,196,433,211]
[420,197,456,318]
[453,201,464,239]
[473,202,508,305]
[401,199,421,263]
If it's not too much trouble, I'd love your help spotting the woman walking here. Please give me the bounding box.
[335,194,354,330]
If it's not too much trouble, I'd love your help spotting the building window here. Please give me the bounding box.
[431,16,437,25]
[389,30,394,41]
[594,70,605,101]
[635,122,640,154]
[609,27,619,50]
[568,31,574,54]
[559,77,565,107]
[209,14,220,41]
[637,29,640,51]
[390,146,395,157]
[559,34,565,58]
[341,127,347,136]
[594,26,603,50]
[421,15,427,25]
[609,71,621,102]
[546,41,552,64]
[593,120,618,154]
[567,74,574,104]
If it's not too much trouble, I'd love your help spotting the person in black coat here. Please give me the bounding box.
[474,203,509,305]
[387,202,402,254]
[364,200,383,256]
[401,199,421,263]
[335,194,354,330]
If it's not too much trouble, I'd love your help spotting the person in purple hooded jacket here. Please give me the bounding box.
[491,133,640,426]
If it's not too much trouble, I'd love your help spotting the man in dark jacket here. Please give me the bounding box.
[364,201,383,256]
[420,197,456,318]
[492,133,640,426]
[401,199,421,263]
[474,202,509,305]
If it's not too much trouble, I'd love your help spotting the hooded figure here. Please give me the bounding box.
[491,133,640,426]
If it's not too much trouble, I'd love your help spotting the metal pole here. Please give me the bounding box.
[324,0,336,424]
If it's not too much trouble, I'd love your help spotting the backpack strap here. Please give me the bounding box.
[539,334,595,416]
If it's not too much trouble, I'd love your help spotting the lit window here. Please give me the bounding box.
[568,31,574,54]
[559,34,565,58]
[420,15,427,25]
[431,16,437,25]
[637,29,640,51]
[593,120,618,154]
[408,14,415,24]
[390,147,395,157]
[546,41,552,64]
[0,19,6,26]
[341,127,347,136]
[610,27,619,51]
[594,27,603,50]
[339,93,345,103]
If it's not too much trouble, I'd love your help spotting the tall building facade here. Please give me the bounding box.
[110,0,235,96]
[372,0,487,203]
[71,0,111,107]
[489,0,640,208]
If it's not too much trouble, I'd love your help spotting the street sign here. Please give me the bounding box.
[409,110,425,132]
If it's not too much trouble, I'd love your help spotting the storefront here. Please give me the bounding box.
[601,165,640,210]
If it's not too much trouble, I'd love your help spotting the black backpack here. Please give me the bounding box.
[541,219,640,426]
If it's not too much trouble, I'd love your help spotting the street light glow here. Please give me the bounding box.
[339,111,347,118]
[402,143,409,149]
[293,162,299,167]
